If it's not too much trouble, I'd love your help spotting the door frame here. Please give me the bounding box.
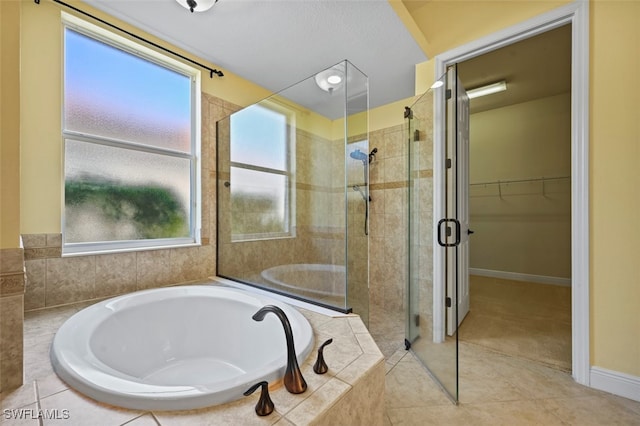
[432,1,590,385]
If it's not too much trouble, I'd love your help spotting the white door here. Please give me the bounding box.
[445,71,471,336]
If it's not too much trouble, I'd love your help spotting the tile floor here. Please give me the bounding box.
[1,292,640,425]
[370,276,640,425]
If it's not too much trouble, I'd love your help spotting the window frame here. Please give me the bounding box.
[61,13,201,256]
[230,100,296,242]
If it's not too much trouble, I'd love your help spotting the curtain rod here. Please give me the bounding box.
[35,0,224,78]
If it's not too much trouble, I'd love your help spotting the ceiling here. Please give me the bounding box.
[457,25,571,113]
[82,0,427,119]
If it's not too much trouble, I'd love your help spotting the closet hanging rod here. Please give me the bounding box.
[470,176,570,186]
[34,0,224,78]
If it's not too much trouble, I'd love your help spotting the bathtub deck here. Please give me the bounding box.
[7,298,385,425]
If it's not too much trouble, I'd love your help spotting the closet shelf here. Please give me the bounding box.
[470,176,570,186]
[470,176,570,198]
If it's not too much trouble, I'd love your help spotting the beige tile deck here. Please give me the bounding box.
[3,291,640,425]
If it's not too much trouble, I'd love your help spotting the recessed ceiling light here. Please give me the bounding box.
[315,65,346,93]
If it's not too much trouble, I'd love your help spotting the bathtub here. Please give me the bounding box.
[261,263,346,298]
[50,285,314,411]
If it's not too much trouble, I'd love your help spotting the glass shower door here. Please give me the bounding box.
[406,66,461,402]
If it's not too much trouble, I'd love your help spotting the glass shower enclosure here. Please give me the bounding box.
[216,60,369,322]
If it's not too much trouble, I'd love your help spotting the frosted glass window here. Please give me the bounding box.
[230,105,287,170]
[64,28,192,152]
[62,19,198,253]
[229,103,292,240]
[65,140,191,243]
[230,168,288,236]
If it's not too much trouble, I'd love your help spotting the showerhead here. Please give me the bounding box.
[349,149,368,163]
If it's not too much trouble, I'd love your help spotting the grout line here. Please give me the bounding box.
[32,381,44,426]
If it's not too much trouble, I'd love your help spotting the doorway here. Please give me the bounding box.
[456,25,572,371]
[432,1,590,387]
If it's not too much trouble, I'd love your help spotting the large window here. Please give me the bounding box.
[230,103,293,240]
[62,15,200,254]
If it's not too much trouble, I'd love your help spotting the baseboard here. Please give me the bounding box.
[469,268,571,287]
[590,366,640,403]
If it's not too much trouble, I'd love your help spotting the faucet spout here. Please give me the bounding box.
[252,305,307,394]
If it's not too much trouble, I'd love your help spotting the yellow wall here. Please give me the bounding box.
[0,1,22,249]
[469,94,571,278]
[590,0,640,377]
[407,0,570,58]
[408,0,640,377]
[19,0,271,234]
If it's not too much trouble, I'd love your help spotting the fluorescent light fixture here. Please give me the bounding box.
[467,80,507,99]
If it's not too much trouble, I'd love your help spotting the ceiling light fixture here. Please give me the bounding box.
[430,80,444,89]
[176,0,218,13]
[467,80,507,99]
[315,65,346,93]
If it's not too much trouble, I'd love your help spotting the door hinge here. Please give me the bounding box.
[404,106,413,119]
[445,297,452,308]
[446,89,452,100]
[446,158,452,169]
[414,314,420,327]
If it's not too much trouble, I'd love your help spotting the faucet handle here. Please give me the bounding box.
[313,338,334,374]
[244,381,274,416]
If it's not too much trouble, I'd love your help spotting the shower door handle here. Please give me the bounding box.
[437,219,461,247]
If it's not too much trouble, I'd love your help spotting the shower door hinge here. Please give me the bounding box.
[414,314,420,327]
[446,89,452,100]
[446,158,452,169]
[404,106,413,119]
[445,297,452,308]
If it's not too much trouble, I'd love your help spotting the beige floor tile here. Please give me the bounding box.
[458,277,572,371]
[121,414,159,425]
[0,382,37,410]
[39,388,145,426]
[540,395,640,425]
[605,394,640,417]
[462,399,565,426]
[36,373,69,400]
[0,402,41,425]
[385,354,451,409]
[386,404,476,426]
[24,333,56,382]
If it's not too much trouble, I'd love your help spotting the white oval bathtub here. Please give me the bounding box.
[50,285,314,411]
[261,264,346,298]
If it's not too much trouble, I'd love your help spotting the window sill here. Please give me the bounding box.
[62,239,201,257]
